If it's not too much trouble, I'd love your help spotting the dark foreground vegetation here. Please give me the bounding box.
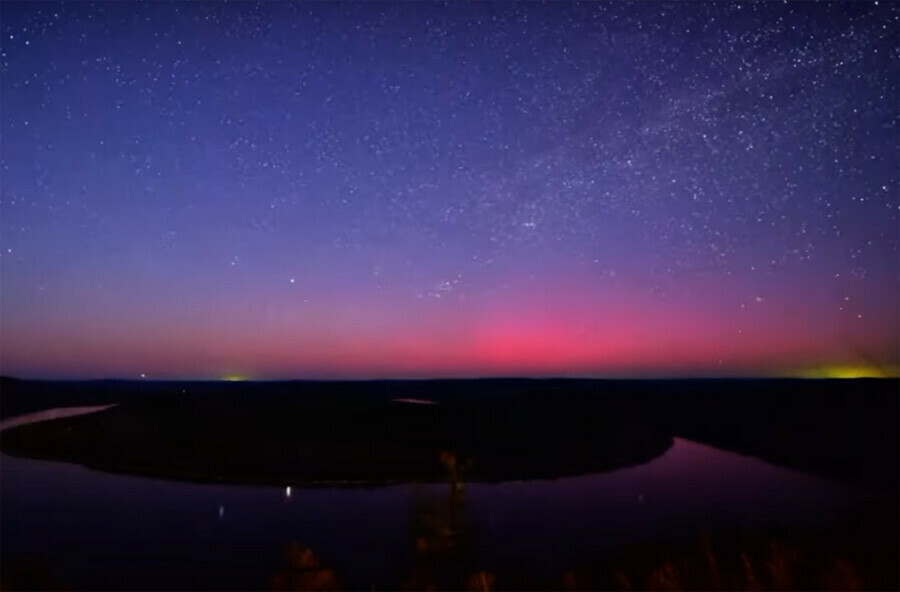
[1,377,897,490]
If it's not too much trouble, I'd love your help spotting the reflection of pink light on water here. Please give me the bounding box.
[462,438,872,547]
[0,430,883,590]
[0,405,116,432]
[630,438,864,512]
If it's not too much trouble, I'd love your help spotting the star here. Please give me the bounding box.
[0,0,894,379]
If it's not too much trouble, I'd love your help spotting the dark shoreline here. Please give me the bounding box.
[1,377,897,490]
[0,390,675,486]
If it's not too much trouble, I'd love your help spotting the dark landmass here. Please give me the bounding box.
[0,377,897,490]
[0,377,673,484]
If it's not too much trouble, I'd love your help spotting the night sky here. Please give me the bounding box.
[1,2,897,380]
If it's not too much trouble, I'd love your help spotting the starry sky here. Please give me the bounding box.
[1,1,898,380]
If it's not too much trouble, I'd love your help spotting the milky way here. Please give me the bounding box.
[1,2,897,378]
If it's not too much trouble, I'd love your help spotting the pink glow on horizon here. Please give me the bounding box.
[2,272,892,379]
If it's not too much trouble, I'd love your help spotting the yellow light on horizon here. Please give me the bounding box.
[794,364,898,379]
[222,374,248,382]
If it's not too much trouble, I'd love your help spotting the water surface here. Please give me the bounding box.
[1,407,873,590]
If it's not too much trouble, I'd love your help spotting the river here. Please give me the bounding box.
[0,406,879,590]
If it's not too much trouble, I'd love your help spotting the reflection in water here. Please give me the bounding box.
[0,405,116,431]
[1,434,892,591]
[271,451,485,591]
[263,449,879,591]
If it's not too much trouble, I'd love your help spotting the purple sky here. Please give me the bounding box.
[1,2,897,379]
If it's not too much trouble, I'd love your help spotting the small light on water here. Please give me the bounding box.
[218,505,225,520]
[285,486,291,499]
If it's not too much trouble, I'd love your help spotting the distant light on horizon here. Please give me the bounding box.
[793,365,899,379]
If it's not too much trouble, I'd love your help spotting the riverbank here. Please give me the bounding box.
[1,377,896,490]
